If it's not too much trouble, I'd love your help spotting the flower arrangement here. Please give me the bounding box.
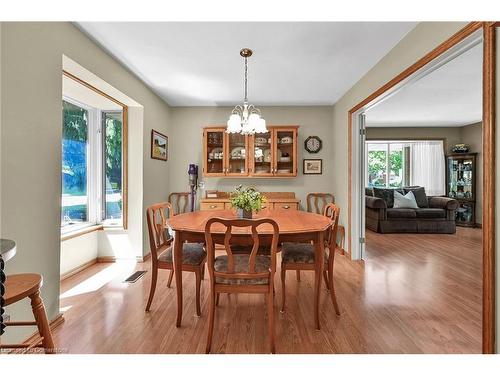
[230,185,266,218]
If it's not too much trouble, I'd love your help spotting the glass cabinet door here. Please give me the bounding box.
[250,131,273,176]
[447,156,474,200]
[226,133,248,176]
[204,129,225,175]
[274,128,297,176]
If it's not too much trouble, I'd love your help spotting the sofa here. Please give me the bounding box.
[365,186,458,234]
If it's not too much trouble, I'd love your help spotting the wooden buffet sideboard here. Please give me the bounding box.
[200,192,299,211]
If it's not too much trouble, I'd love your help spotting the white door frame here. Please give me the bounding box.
[349,31,482,261]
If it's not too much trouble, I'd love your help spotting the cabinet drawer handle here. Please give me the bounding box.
[210,205,217,209]
[283,205,290,209]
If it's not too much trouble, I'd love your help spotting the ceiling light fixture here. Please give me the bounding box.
[226,48,267,135]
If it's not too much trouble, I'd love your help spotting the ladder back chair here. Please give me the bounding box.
[145,202,206,314]
[204,217,280,354]
[281,202,341,316]
[168,192,191,215]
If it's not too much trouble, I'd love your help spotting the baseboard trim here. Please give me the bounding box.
[23,313,65,346]
[60,258,98,281]
[97,254,150,263]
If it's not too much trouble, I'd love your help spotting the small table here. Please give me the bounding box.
[167,209,331,330]
[1,239,17,336]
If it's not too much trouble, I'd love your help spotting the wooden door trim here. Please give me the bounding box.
[347,22,496,354]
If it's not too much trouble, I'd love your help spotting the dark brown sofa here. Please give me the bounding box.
[365,187,458,234]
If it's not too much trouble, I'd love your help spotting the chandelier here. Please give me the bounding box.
[226,48,267,135]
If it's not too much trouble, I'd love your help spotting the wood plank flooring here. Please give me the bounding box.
[52,227,482,353]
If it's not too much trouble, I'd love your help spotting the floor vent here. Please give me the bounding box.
[124,271,147,283]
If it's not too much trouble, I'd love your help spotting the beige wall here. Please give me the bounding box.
[366,123,483,224]
[0,22,171,342]
[366,126,462,152]
[169,106,334,210]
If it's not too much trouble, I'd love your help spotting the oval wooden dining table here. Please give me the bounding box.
[166,209,332,330]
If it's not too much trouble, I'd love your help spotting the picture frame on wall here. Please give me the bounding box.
[303,159,322,175]
[151,129,168,161]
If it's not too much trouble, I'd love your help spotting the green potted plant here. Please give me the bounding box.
[230,185,266,219]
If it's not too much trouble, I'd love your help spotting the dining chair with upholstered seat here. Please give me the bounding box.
[306,192,345,257]
[204,217,280,354]
[280,203,341,316]
[145,202,206,314]
[168,192,191,214]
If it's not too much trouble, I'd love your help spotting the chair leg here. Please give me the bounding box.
[29,291,55,353]
[215,293,220,306]
[194,269,202,317]
[167,269,174,288]
[328,264,340,316]
[323,270,330,290]
[145,265,158,311]
[280,268,286,313]
[268,290,276,354]
[205,287,216,354]
[296,270,301,281]
[201,263,205,280]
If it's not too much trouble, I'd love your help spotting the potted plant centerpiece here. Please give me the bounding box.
[230,185,266,219]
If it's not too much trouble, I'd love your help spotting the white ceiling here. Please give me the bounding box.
[77,22,417,106]
[366,42,482,128]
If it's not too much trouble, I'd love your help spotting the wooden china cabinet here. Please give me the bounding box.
[203,126,298,178]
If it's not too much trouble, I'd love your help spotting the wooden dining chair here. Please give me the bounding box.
[204,217,280,354]
[306,192,335,214]
[145,202,206,314]
[305,192,345,257]
[168,192,191,214]
[0,273,56,354]
[280,203,341,316]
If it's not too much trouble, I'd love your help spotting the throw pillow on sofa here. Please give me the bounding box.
[373,187,394,208]
[403,186,428,208]
[393,190,419,209]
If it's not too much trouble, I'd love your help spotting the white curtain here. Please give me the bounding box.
[410,141,445,196]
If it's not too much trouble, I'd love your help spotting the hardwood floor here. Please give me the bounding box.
[52,227,482,353]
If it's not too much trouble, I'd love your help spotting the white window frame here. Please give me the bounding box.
[61,96,123,235]
[365,141,409,188]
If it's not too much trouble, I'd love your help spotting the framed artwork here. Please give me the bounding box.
[151,130,168,161]
[303,159,322,175]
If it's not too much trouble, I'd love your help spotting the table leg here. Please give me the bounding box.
[173,232,183,327]
[314,231,325,330]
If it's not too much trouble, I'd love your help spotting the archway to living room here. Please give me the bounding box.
[348,23,496,353]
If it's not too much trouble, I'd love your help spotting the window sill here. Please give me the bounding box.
[61,224,103,242]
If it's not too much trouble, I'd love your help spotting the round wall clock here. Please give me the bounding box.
[304,136,322,153]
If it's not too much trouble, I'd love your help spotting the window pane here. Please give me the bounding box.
[367,144,387,187]
[103,112,123,222]
[389,144,403,188]
[61,100,89,227]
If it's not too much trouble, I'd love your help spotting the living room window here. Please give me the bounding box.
[365,140,445,196]
[61,97,124,233]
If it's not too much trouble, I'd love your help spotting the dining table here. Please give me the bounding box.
[166,209,332,330]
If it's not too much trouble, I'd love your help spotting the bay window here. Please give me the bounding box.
[61,98,124,233]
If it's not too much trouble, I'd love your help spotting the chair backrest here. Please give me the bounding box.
[323,203,340,258]
[307,193,335,214]
[168,192,191,214]
[204,218,279,285]
[146,202,173,262]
